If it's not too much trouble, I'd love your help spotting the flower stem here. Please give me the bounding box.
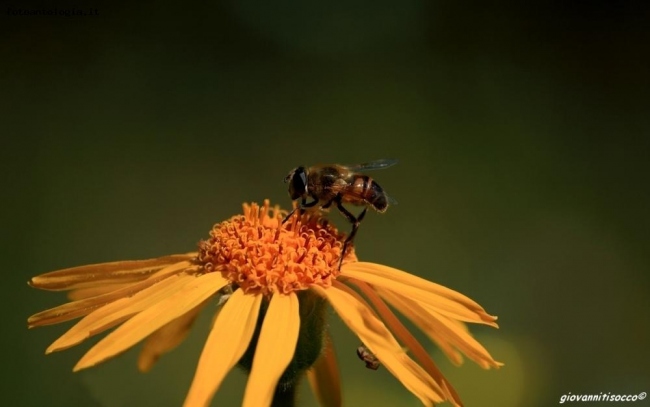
[238,290,328,406]
[271,381,298,407]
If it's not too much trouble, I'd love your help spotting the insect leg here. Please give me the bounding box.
[282,207,298,224]
[282,197,320,224]
[300,196,321,217]
[344,207,366,245]
[321,197,335,209]
[335,197,367,270]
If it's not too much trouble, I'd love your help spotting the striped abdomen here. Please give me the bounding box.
[347,175,389,212]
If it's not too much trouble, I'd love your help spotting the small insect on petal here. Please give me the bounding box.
[357,345,381,370]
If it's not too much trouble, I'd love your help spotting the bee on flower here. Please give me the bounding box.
[282,159,398,270]
[28,200,502,407]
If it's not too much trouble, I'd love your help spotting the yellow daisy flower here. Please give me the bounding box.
[28,200,502,407]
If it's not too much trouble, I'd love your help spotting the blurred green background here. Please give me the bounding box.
[2,1,648,406]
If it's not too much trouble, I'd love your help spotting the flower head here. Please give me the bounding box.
[28,200,502,407]
[197,201,349,295]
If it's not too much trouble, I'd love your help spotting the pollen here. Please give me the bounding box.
[197,200,356,296]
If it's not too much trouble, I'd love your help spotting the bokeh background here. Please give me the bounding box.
[2,1,648,406]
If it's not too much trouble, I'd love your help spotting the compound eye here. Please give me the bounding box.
[292,167,308,194]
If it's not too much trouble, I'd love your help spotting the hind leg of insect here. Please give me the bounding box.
[335,197,367,270]
[282,196,320,224]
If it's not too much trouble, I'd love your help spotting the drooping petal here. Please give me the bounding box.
[378,287,503,370]
[138,297,209,372]
[29,254,196,291]
[183,289,262,407]
[341,263,497,326]
[74,272,228,371]
[307,333,342,407]
[28,261,197,328]
[348,279,463,407]
[380,284,462,365]
[242,293,300,407]
[312,284,445,406]
[47,273,197,353]
[343,262,482,310]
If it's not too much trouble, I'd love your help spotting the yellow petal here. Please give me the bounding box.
[379,287,502,369]
[343,262,481,310]
[28,261,196,328]
[138,297,209,372]
[67,283,135,301]
[341,264,497,326]
[46,273,197,354]
[388,288,463,365]
[307,333,342,407]
[74,272,228,371]
[183,289,262,407]
[348,279,463,406]
[29,254,196,291]
[242,293,300,407]
[312,284,445,406]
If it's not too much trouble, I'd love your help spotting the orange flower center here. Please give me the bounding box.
[197,200,357,296]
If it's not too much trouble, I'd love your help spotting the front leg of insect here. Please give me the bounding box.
[282,195,320,225]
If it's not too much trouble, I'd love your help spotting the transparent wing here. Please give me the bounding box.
[345,158,399,172]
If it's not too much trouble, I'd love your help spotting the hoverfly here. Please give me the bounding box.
[283,159,397,268]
